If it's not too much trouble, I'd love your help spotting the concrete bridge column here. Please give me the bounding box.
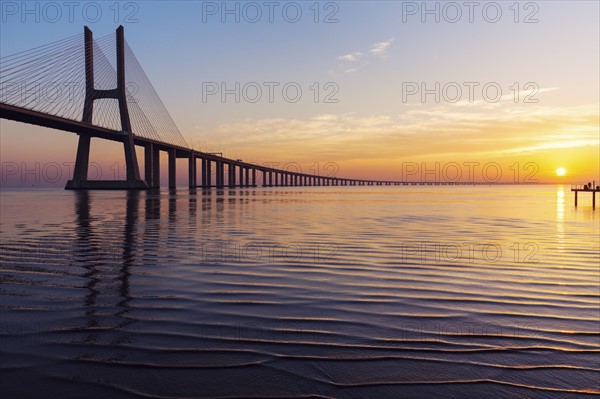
[168,148,176,189]
[151,146,160,188]
[207,159,213,188]
[201,159,209,188]
[188,153,196,188]
[144,143,159,188]
[144,144,153,187]
[228,164,235,188]
[73,136,91,183]
[216,161,223,188]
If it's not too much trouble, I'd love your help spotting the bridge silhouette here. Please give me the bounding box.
[1,26,485,190]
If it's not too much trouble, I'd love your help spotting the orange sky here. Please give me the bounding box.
[1,2,599,186]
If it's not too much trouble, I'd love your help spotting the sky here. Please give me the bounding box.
[1,1,599,186]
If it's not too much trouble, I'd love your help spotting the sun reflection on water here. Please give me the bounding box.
[556,186,565,252]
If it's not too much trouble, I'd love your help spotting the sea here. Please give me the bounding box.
[1,185,598,398]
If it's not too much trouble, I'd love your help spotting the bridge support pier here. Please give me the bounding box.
[189,153,196,188]
[66,134,148,190]
[144,144,160,188]
[65,26,147,190]
[152,146,160,188]
[216,162,224,188]
[72,134,91,183]
[201,159,209,188]
[228,164,235,188]
[169,148,176,189]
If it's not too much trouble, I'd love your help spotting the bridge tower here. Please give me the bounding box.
[66,26,147,189]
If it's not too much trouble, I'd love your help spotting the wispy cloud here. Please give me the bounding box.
[192,103,599,170]
[370,38,395,57]
[336,37,395,73]
[452,87,560,108]
[338,52,363,62]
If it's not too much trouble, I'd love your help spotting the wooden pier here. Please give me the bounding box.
[571,182,598,209]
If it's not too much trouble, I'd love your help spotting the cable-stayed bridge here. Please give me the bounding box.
[1,26,481,189]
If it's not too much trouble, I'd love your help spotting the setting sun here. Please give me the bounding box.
[556,167,567,176]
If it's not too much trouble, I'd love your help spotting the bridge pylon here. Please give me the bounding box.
[66,26,147,190]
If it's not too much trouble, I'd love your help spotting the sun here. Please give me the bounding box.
[556,167,567,176]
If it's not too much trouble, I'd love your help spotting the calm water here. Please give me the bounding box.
[0,185,598,398]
